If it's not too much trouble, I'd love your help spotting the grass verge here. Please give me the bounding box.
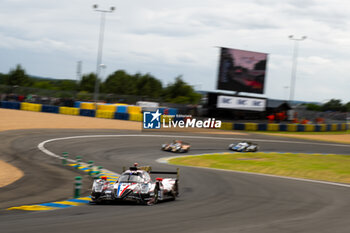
[169,152,350,184]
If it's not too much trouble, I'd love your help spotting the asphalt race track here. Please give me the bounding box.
[0,129,350,233]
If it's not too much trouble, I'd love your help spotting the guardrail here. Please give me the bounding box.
[1,101,349,132]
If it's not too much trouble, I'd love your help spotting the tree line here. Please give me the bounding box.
[304,99,350,112]
[0,64,201,104]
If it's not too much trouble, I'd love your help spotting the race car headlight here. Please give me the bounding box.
[141,184,150,194]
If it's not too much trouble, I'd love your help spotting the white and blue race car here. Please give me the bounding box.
[90,165,179,205]
[228,141,258,152]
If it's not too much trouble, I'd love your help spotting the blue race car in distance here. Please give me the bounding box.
[228,141,258,152]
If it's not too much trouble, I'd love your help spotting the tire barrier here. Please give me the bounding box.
[219,122,233,130]
[114,112,129,120]
[116,105,128,113]
[80,102,95,110]
[1,100,349,131]
[97,104,117,112]
[219,122,349,132]
[0,101,20,109]
[129,113,143,121]
[41,105,59,114]
[96,110,114,119]
[20,102,42,112]
[127,106,141,114]
[59,106,80,115]
[74,101,82,108]
[79,109,96,117]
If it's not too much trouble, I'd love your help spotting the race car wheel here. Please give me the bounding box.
[171,180,179,200]
[91,191,101,200]
[175,180,179,197]
[146,184,159,206]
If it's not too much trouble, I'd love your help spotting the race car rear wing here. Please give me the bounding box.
[123,166,152,172]
[122,165,179,179]
[150,168,180,180]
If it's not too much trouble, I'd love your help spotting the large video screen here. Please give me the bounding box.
[217,47,268,94]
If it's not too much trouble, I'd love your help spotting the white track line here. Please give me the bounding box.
[37,134,350,188]
[37,134,350,148]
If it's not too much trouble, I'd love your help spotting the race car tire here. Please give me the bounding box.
[180,148,189,153]
[91,191,101,200]
[146,184,159,206]
[90,199,103,205]
[171,180,179,200]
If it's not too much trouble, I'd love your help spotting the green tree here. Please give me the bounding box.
[345,102,350,112]
[58,80,78,91]
[80,73,99,93]
[103,70,136,95]
[0,73,8,84]
[135,73,162,98]
[305,103,322,111]
[322,99,346,112]
[6,64,30,86]
[163,76,201,104]
[32,81,55,90]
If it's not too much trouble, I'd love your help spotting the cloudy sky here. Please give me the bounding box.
[1,0,349,102]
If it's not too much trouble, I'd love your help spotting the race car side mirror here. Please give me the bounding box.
[156,178,163,181]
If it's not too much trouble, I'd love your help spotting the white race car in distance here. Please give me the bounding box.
[228,141,258,152]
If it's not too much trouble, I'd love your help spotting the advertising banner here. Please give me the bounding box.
[217,95,266,111]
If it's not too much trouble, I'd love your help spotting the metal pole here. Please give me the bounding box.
[93,12,106,102]
[92,5,115,103]
[76,61,82,84]
[289,40,299,102]
[288,35,307,104]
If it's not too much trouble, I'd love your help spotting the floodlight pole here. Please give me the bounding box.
[288,35,307,105]
[93,5,115,102]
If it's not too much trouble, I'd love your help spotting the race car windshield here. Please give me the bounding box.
[119,173,143,183]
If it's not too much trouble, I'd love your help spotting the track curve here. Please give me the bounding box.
[1,129,349,233]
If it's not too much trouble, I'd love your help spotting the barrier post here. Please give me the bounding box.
[62,152,68,165]
[93,171,101,179]
[88,161,94,176]
[75,156,82,169]
[74,176,82,198]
